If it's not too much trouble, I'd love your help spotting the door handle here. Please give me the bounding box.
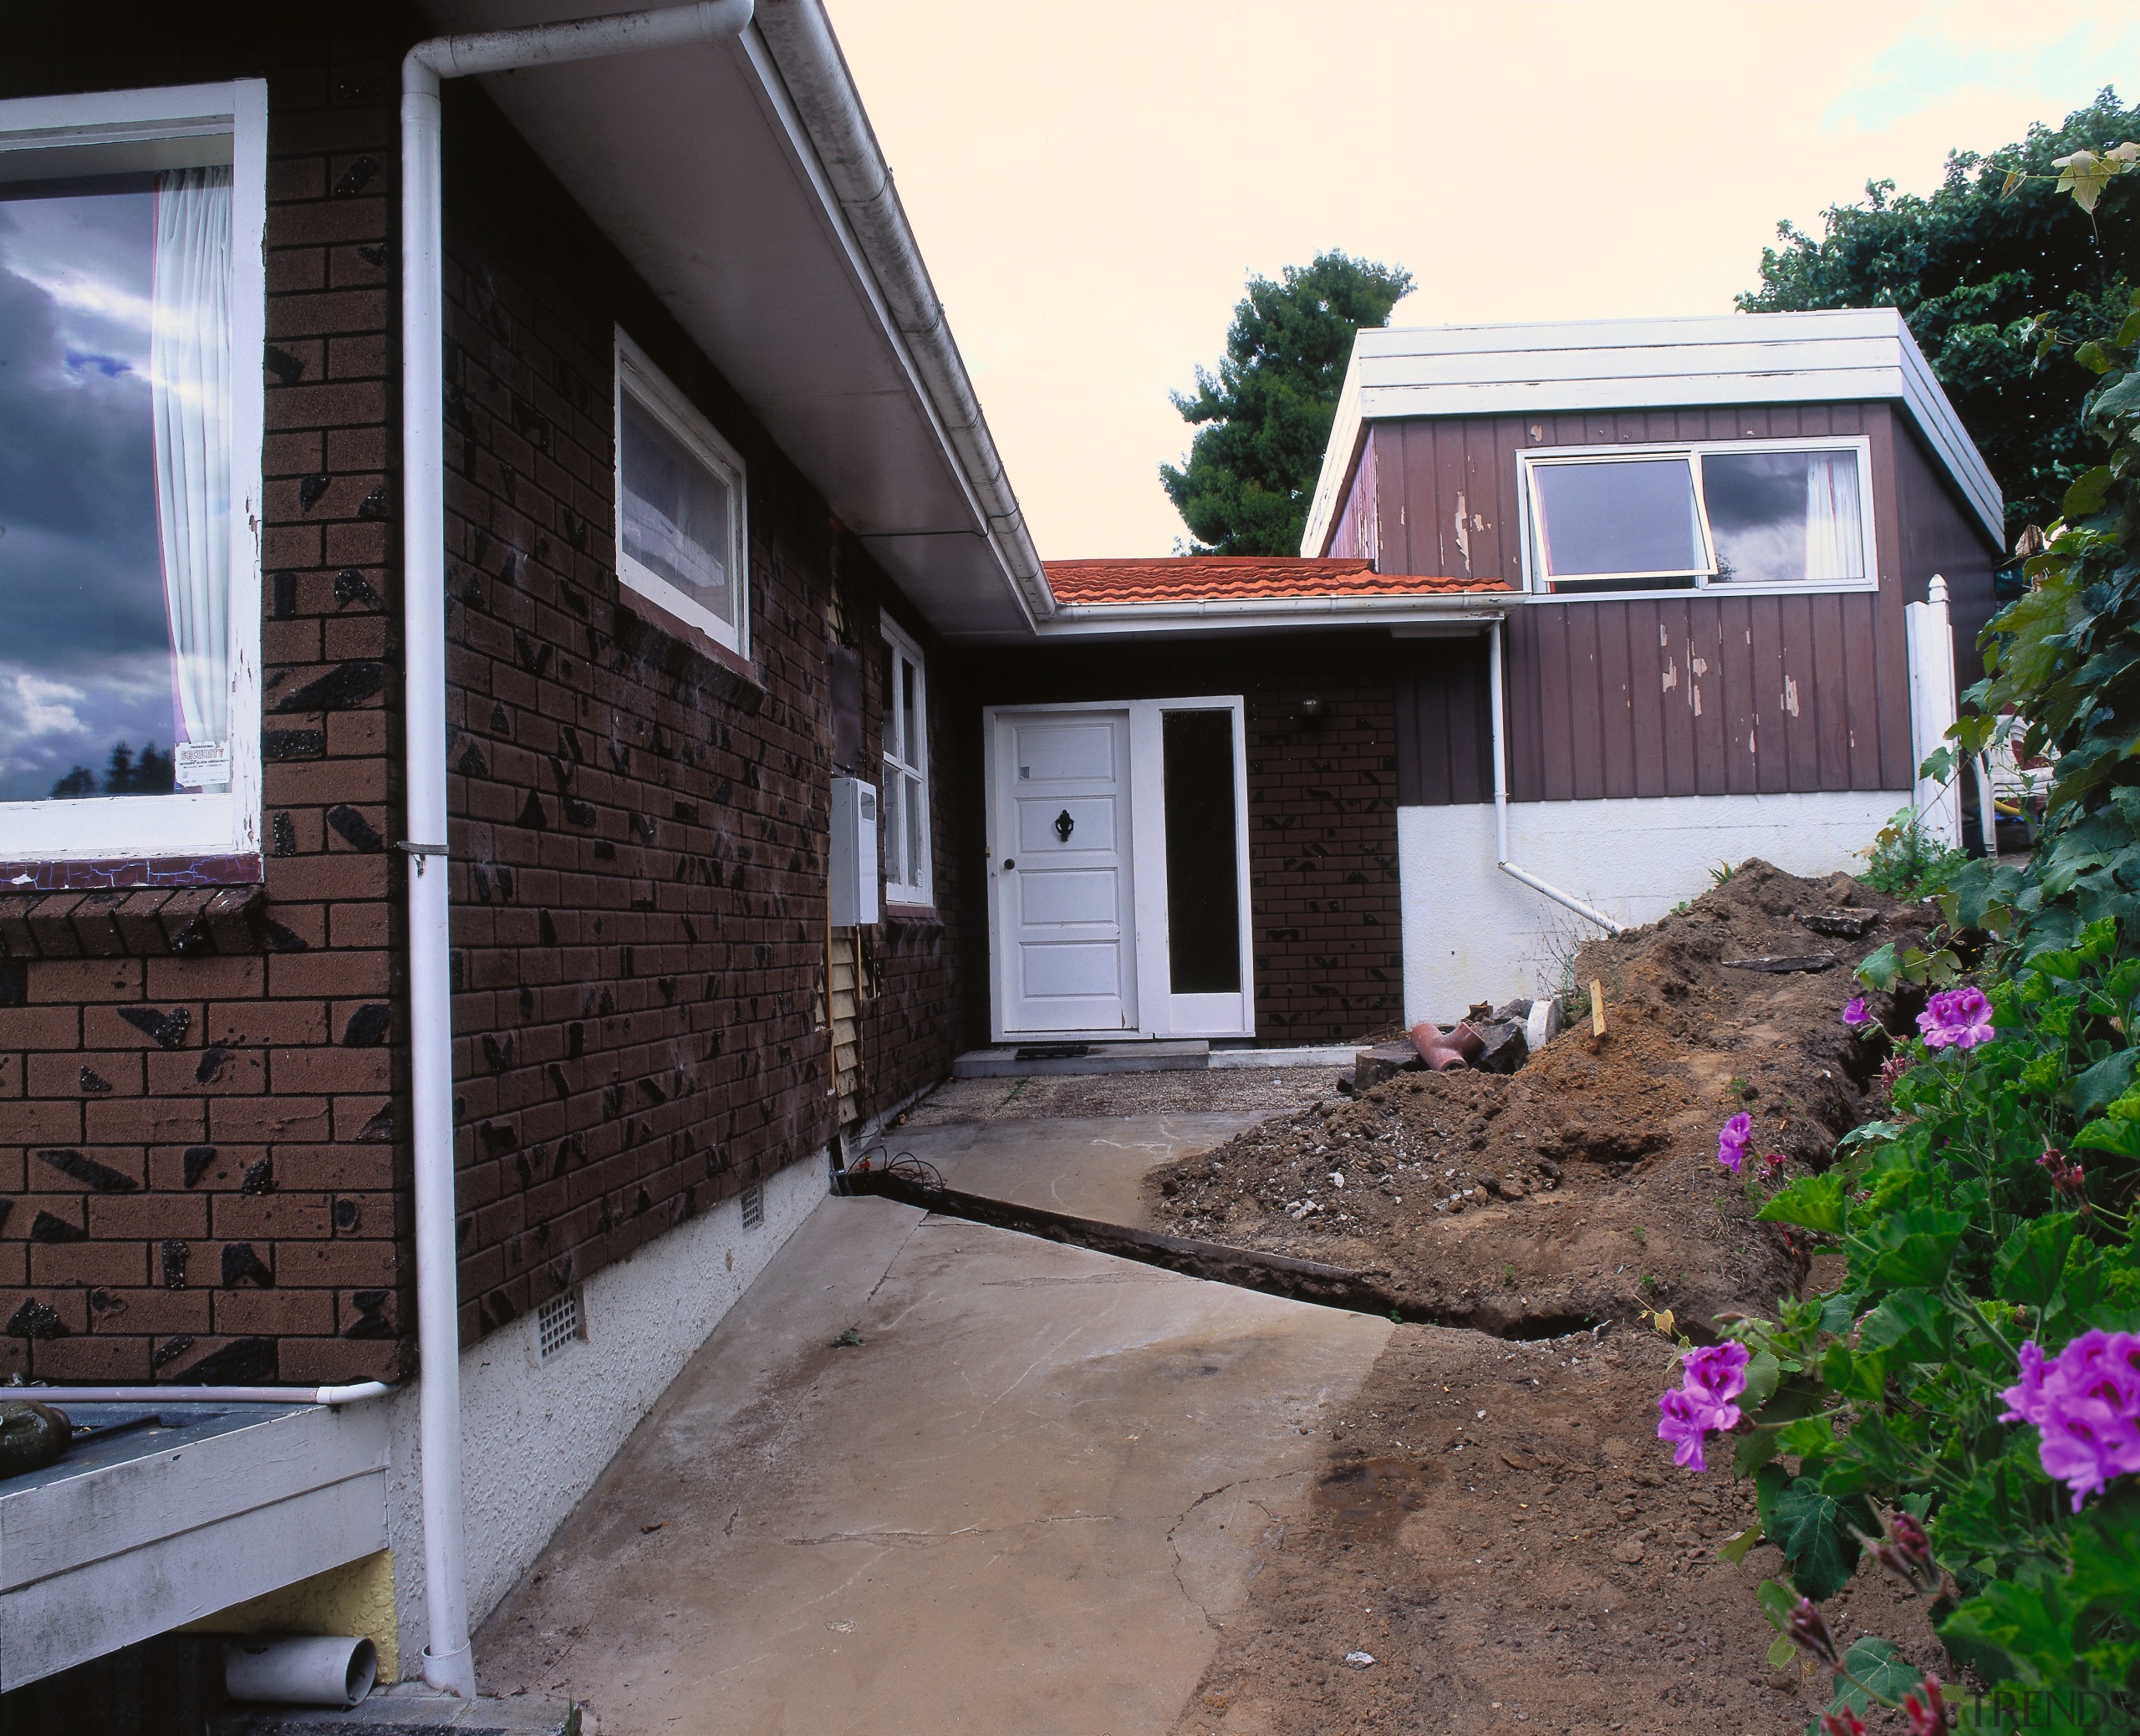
[1001,858,1015,870]
[1054,809,1074,843]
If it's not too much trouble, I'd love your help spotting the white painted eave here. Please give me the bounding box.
[414,0,1052,637]
[1012,593,1510,642]
[1302,308,2005,556]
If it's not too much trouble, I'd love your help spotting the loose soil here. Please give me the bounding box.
[1144,862,1934,1341]
[1170,1325,1946,1736]
[1132,862,1949,1733]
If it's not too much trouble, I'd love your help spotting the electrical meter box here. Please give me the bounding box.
[828,777,879,926]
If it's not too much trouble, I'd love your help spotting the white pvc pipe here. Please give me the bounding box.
[1487,619,1624,934]
[398,0,753,1699]
[9,1382,390,1407]
[225,1635,378,1708]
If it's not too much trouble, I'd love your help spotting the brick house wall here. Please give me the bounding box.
[0,8,967,1383]
[0,8,414,1388]
[949,632,1404,1045]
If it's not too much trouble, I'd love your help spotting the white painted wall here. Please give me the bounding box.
[383,1150,826,1678]
[1397,792,1905,1025]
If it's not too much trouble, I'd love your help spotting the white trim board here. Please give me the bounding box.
[983,697,1256,1043]
[1302,308,2001,557]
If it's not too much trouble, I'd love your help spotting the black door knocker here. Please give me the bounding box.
[1054,808,1075,843]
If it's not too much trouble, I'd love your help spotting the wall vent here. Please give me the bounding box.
[536,1288,583,1361]
[740,1182,765,1231]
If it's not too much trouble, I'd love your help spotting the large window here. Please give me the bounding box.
[0,83,266,861]
[614,329,747,658]
[1521,438,1872,595]
[880,617,930,909]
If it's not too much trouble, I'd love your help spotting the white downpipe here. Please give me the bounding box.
[8,1382,390,1406]
[1487,619,1625,934]
[398,0,753,1698]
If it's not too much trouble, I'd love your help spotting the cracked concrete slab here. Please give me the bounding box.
[476,1178,1389,1734]
[877,1112,1271,1225]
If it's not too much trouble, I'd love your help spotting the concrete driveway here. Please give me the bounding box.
[475,1117,1388,1735]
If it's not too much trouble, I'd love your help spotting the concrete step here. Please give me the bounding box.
[952,1041,1362,1079]
[210,1684,585,1735]
[953,1041,1209,1078]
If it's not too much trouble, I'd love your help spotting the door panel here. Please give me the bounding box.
[996,710,1134,1034]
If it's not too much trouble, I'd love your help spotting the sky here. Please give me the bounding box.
[0,186,178,801]
[829,0,2138,559]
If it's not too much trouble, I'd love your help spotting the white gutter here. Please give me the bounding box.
[751,0,1052,624]
[11,1382,391,1407]
[1487,619,1624,935]
[1032,594,1510,638]
[399,0,754,1698]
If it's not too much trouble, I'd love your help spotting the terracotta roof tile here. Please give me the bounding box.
[1044,557,1511,605]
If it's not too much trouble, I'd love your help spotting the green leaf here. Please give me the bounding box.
[2073,1116,2140,1158]
[1740,1349,1781,1411]
[1717,1517,1763,1564]
[1855,942,1903,992]
[1766,1633,1797,1668]
[1775,1414,1837,1459]
[1857,1289,1955,1362]
[1993,1212,2080,1309]
[2066,465,2115,517]
[1757,1173,1846,1235]
[1761,1473,1869,1601]
[1755,1575,1798,1630]
[1826,1637,1921,1718]
[2066,1047,2138,1120]
[1869,1210,1969,1289]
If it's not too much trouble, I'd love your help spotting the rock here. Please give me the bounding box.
[1354,1041,1424,1092]
[1471,1020,1530,1074]
[1797,908,1878,939]
[1721,954,1839,973]
[1492,996,1535,1024]
[0,1401,71,1479]
[1612,1539,1646,1565]
[1344,1651,1376,1668]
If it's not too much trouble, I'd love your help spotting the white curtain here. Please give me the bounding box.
[1804,451,1862,583]
[151,166,232,771]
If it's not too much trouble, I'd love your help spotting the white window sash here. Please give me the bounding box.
[0,80,266,863]
[613,328,749,659]
[880,617,930,908]
[1516,435,1878,601]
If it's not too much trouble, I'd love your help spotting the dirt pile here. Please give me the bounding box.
[1147,861,1931,1340]
[1170,1326,1945,1736]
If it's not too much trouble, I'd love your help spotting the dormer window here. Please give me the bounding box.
[1521,438,1872,595]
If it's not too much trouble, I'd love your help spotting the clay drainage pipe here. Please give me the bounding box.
[399,0,755,1698]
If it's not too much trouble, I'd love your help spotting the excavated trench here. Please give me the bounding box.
[838,1168,1608,1341]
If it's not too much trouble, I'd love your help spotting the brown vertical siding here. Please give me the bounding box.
[1392,638,1493,806]
[1327,429,1378,564]
[1377,400,1987,804]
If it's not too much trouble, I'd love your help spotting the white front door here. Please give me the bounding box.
[993,709,1136,1035]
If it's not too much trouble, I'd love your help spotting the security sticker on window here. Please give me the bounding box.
[176,741,232,788]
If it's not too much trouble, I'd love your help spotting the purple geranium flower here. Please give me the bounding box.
[1656,1341,1750,1471]
[1918,985,1995,1050]
[1842,995,1870,1026]
[1999,1330,2140,1511]
[1717,1112,1752,1174]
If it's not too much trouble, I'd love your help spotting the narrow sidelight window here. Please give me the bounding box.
[1161,709,1241,995]
[880,616,930,909]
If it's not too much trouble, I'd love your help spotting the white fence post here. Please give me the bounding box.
[1905,573,1962,848]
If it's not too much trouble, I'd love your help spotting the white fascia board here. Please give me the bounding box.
[1030,598,1507,639]
[1312,309,2004,549]
[1300,342,1367,556]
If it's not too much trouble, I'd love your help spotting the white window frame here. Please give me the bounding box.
[0,81,267,863]
[614,328,749,659]
[879,614,931,909]
[1517,435,1878,600]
